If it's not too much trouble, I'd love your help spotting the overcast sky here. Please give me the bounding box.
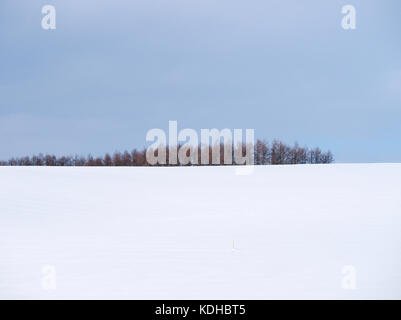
[1,0,400,162]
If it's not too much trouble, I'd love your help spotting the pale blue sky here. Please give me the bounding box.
[1,0,400,162]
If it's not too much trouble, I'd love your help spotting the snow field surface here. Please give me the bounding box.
[0,164,400,299]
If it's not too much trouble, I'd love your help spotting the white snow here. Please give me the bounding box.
[1,164,400,299]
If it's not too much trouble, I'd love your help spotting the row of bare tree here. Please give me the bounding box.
[254,140,334,165]
[0,140,333,166]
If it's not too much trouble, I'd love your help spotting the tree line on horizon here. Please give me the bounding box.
[0,140,334,167]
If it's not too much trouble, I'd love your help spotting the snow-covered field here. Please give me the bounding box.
[0,164,400,299]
